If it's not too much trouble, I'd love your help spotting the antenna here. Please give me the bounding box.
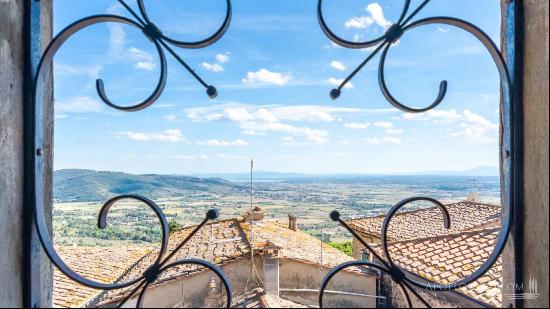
[247,158,256,292]
[320,226,324,274]
[250,158,254,215]
[467,177,480,203]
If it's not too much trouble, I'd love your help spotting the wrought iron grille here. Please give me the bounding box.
[316,0,517,307]
[25,0,520,308]
[30,0,234,307]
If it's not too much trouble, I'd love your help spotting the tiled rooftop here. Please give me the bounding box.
[240,221,354,268]
[54,218,353,307]
[53,245,152,308]
[98,219,251,305]
[347,201,501,242]
[377,227,503,307]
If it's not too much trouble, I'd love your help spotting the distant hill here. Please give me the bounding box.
[193,171,310,182]
[53,169,241,202]
[412,166,500,177]
[194,166,500,181]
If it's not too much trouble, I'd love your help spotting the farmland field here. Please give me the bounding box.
[53,171,501,247]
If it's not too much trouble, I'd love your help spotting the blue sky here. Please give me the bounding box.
[52,0,502,175]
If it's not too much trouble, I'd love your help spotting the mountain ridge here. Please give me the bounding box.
[54,169,241,202]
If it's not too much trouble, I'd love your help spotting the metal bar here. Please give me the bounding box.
[504,0,524,308]
[280,289,386,299]
[24,0,45,307]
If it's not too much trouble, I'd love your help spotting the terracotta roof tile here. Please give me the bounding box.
[98,219,250,305]
[346,201,501,242]
[52,245,152,308]
[377,227,502,307]
[240,221,354,268]
[54,219,355,307]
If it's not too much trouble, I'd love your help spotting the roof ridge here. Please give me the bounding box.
[382,225,501,247]
[347,200,501,222]
[170,217,243,236]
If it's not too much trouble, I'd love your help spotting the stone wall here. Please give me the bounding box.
[518,0,549,307]
[119,257,263,308]
[0,1,26,305]
[279,259,377,307]
[0,0,52,307]
[118,257,377,308]
[502,1,549,307]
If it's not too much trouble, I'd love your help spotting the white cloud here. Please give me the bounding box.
[242,69,292,86]
[197,139,248,147]
[346,16,374,29]
[216,53,231,64]
[345,122,371,130]
[135,62,156,71]
[365,136,402,145]
[371,121,405,135]
[201,62,224,72]
[402,109,463,124]
[366,3,392,29]
[402,109,498,143]
[164,114,180,122]
[451,110,499,143]
[242,122,330,144]
[184,104,359,144]
[327,77,354,89]
[56,96,103,113]
[217,153,248,159]
[386,128,404,135]
[353,34,365,42]
[128,47,156,71]
[280,136,297,145]
[55,64,103,79]
[331,60,347,71]
[373,121,394,129]
[168,154,209,160]
[107,22,157,71]
[108,24,126,56]
[183,104,393,145]
[345,3,391,30]
[186,104,364,124]
[116,129,188,143]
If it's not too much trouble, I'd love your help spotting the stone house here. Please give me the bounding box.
[346,201,504,307]
[346,201,502,260]
[53,215,377,308]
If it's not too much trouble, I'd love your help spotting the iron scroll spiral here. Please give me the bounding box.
[318,0,513,307]
[32,0,233,307]
[318,0,512,114]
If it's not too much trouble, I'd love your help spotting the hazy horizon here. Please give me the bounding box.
[53,165,500,178]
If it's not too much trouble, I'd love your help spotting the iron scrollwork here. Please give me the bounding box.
[32,0,233,307]
[318,0,513,307]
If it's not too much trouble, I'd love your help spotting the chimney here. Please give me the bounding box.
[260,242,281,297]
[288,214,297,231]
[467,178,481,202]
[467,191,480,203]
[242,206,265,223]
[203,277,224,307]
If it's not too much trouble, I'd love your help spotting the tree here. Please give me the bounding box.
[329,241,353,257]
[169,219,183,234]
